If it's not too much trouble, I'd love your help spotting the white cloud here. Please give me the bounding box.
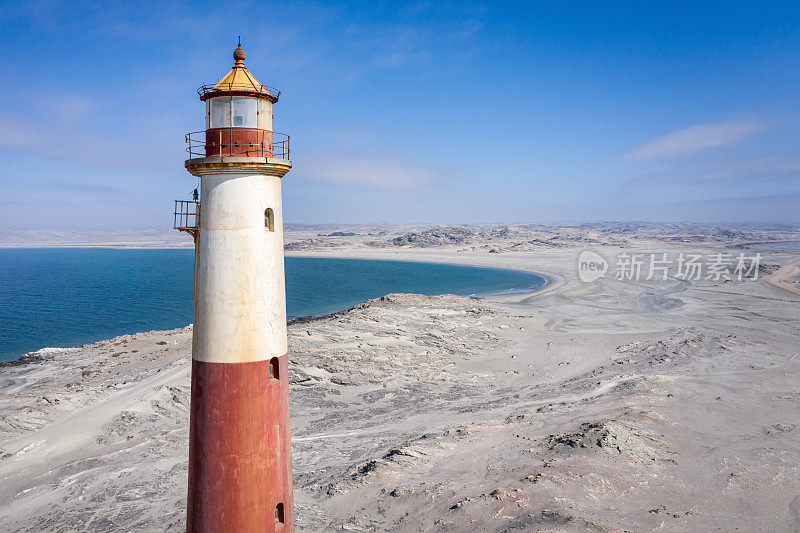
[45,94,96,122]
[297,154,443,189]
[0,111,176,171]
[621,120,768,161]
[622,147,800,189]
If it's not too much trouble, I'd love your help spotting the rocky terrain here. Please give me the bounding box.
[0,234,799,531]
[283,222,800,254]
[3,222,800,254]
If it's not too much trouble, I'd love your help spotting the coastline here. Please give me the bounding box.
[1,245,799,531]
[0,255,548,365]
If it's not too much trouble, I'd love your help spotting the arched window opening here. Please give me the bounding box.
[275,502,285,524]
[265,208,275,232]
[269,357,280,380]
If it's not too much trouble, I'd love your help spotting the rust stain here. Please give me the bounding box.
[187,356,293,532]
[205,128,274,158]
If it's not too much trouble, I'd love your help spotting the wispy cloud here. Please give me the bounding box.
[621,147,800,190]
[43,94,96,122]
[621,119,769,161]
[0,114,44,150]
[0,110,178,172]
[297,154,444,189]
[51,181,122,194]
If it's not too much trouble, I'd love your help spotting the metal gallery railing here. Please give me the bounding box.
[185,129,290,160]
[197,82,280,100]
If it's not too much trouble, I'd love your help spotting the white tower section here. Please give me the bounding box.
[192,167,288,364]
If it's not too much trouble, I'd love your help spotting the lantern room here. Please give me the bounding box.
[186,40,289,159]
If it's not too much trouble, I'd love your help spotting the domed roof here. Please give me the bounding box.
[198,41,280,102]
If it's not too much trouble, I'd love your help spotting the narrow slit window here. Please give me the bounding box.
[265,208,275,231]
[275,502,285,524]
[269,357,279,380]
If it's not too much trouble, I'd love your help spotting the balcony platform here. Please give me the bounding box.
[174,200,200,239]
[184,156,292,178]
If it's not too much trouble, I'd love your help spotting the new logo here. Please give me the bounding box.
[578,250,608,282]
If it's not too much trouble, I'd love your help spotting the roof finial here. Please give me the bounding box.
[233,37,245,66]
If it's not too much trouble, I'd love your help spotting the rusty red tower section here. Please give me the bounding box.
[180,40,294,532]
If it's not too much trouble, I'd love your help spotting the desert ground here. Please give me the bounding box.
[1,223,799,531]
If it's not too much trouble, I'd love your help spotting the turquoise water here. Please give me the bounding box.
[0,249,546,362]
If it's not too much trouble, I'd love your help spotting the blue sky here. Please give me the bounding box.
[1,0,799,229]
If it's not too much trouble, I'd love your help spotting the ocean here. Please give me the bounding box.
[0,249,546,362]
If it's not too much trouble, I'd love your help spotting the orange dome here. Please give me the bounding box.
[198,42,280,102]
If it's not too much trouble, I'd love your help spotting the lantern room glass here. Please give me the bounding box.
[232,97,257,127]
[209,97,229,128]
[257,99,271,130]
[207,96,258,129]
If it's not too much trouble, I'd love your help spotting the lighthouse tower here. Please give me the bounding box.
[178,41,294,532]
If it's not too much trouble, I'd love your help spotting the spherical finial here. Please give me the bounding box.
[233,36,245,64]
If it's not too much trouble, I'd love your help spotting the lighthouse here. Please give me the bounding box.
[177,40,294,531]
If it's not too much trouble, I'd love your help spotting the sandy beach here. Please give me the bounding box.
[1,227,799,532]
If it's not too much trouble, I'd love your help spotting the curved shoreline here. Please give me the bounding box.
[1,253,550,365]
[287,255,550,298]
[286,249,565,304]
